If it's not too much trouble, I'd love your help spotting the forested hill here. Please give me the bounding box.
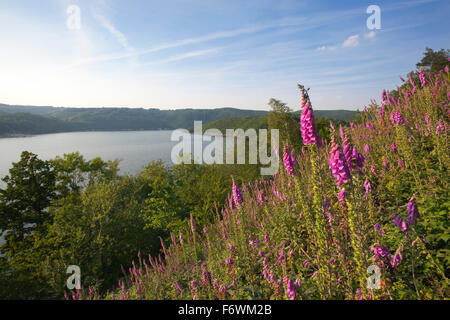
[0,103,357,135]
[0,104,267,135]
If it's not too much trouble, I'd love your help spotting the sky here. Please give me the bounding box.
[0,0,448,111]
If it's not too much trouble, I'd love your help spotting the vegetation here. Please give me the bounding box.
[194,106,352,145]
[416,47,450,74]
[195,115,268,133]
[0,103,357,136]
[0,152,264,299]
[0,48,448,300]
[0,112,80,135]
[0,106,267,135]
[66,64,448,300]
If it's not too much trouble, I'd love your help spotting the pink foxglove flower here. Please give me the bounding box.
[392,214,408,237]
[390,110,404,125]
[391,251,403,268]
[232,178,243,206]
[284,277,296,300]
[435,120,445,135]
[328,139,350,187]
[370,244,392,265]
[338,188,346,203]
[300,102,317,145]
[407,197,420,225]
[364,179,371,194]
[391,143,397,153]
[419,69,426,87]
[283,145,295,176]
[299,84,317,145]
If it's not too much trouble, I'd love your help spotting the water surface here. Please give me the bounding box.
[0,130,183,247]
[0,130,179,180]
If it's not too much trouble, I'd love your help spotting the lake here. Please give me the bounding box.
[0,130,183,181]
[0,130,188,247]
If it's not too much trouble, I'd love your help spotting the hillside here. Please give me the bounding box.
[194,115,269,132]
[0,112,83,135]
[1,68,448,301]
[0,105,267,135]
[312,109,358,121]
[0,104,357,135]
[196,110,358,133]
[0,104,56,116]
[72,67,448,300]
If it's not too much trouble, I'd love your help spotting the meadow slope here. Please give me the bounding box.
[72,67,449,300]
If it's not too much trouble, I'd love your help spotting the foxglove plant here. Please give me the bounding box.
[393,214,408,237]
[390,110,405,126]
[232,178,243,206]
[283,145,295,176]
[284,277,296,300]
[328,137,350,187]
[298,84,317,145]
[407,197,420,225]
[73,66,450,301]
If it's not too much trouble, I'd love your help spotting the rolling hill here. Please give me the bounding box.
[0,103,358,135]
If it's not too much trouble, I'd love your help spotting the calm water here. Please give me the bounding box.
[0,130,182,181]
[0,130,187,247]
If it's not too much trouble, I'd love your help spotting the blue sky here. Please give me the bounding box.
[0,0,448,110]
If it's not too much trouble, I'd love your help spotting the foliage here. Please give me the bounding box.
[416,47,450,74]
[1,48,448,301]
[75,66,449,301]
[268,98,302,152]
[0,103,357,136]
[0,152,121,298]
[0,153,260,299]
[0,107,268,135]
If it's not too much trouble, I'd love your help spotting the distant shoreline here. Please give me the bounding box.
[0,133,35,139]
[0,129,174,139]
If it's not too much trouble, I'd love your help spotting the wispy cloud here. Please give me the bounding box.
[384,0,435,11]
[317,34,360,51]
[94,13,135,53]
[317,45,337,51]
[364,31,376,39]
[342,34,359,48]
[142,48,220,66]
[64,7,366,69]
[64,25,265,69]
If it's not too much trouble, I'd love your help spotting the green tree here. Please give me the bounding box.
[140,161,183,233]
[0,152,56,257]
[267,98,302,152]
[40,175,160,298]
[51,152,119,196]
[0,152,122,299]
[416,47,450,74]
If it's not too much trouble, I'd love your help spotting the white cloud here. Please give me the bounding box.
[342,34,359,48]
[318,34,361,52]
[94,14,135,53]
[64,24,266,69]
[164,49,219,63]
[364,31,376,39]
[64,10,366,69]
[317,45,337,52]
[141,48,220,66]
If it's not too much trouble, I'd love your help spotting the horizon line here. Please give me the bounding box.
[0,102,359,112]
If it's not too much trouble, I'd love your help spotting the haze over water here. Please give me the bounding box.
[0,131,181,183]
